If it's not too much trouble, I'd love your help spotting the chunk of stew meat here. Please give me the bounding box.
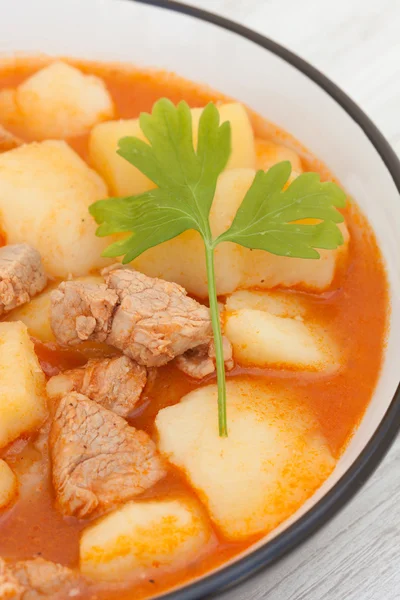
[50,267,212,367]
[0,244,47,316]
[50,392,166,518]
[46,356,147,418]
[175,336,234,379]
[0,557,80,600]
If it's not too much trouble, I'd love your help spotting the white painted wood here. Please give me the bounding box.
[182,2,400,598]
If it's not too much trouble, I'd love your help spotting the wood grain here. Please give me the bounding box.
[184,1,400,598]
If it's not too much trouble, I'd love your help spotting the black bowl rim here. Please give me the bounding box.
[127,1,400,598]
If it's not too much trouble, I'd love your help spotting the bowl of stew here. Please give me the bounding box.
[0,0,399,599]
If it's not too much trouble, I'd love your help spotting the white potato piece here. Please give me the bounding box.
[226,289,306,318]
[191,103,255,170]
[0,141,112,278]
[134,168,348,297]
[89,118,155,197]
[225,308,336,370]
[0,61,114,139]
[80,498,211,581]
[255,138,303,173]
[0,460,18,509]
[0,124,23,153]
[235,169,349,291]
[0,322,47,449]
[156,381,335,540]
[8,283,57,342]
[242,220,349,291]
[89,102,255,197]
[8,275,104,342]
[134,169,252,297]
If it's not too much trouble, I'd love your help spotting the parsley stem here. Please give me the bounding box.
[204,243,228,437]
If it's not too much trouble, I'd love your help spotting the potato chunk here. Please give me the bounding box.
[0,460,18,509]
[8,284,57,342]
[226,290,306,318]
[0,141,111,278]
[89,102,254,197]
[156,381,335,540]
[89,119,155,197]
[225,308,335,370]
[0,124,23,153]
[134,169,348,297]
[255,138,303,173]
[133,169,251,297]
[242,220,349,291]
[0,322,47,449]
[0,62,114,139]
[191,103,255,170]
[80,499,211,581]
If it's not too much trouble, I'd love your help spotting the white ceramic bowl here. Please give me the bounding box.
[1,1,399,598]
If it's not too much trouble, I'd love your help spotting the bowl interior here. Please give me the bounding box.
[0,0,399,594]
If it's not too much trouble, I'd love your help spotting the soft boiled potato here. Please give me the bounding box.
[0,141,112,278]
[0,124,23,153]
[134,168,348,297]
[8,275,104,342]
[133,168,252,297]
[0,322,47,449]
[225,289,306,318]
[255,138,303,174]
[225,290,337,370]
[0,460,18,509]
[0,61,114,139]
[89,102,255,197]
[156,380,335,540]
[80,498,211,581]
[191,103,255,170]
[8,282,58,342]
[89,118,155,197]
[242,221,349,291]
[225,308,336,370]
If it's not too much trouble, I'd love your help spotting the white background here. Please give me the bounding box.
[181,2,400,600]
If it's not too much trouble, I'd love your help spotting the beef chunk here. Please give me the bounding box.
[104,268,212,367]
[0,244,47,316]
[50,268,212,367]
[0,558,78,600]
[50,392,166,518]
[176,336,234,379]
[0,125,23,153]
[50,280,118,345]
[46,356,147,417]
[12,559,78,599]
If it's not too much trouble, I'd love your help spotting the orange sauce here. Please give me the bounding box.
[0,58,389,600]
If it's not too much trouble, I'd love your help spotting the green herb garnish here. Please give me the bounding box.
[89,98,346,437]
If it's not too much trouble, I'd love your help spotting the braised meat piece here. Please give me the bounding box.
[12,559,78,600]
[46,356,147,418]
[50,393,166,518]
[0,125,23,153]
[176,336,234,379]
[50,280,118,346]
[0,558,78,600]
[50,268,212,367]
[104,268,212,367]
[0,244,47,316]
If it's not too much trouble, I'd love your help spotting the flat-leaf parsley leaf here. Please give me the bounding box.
[89,98,346,437]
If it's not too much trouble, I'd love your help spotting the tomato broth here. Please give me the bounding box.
[0,57,388,600]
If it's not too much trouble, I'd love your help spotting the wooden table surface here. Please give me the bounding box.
[183,1,400,599]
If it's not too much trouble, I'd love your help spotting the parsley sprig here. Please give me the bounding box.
[89,98,346,437]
